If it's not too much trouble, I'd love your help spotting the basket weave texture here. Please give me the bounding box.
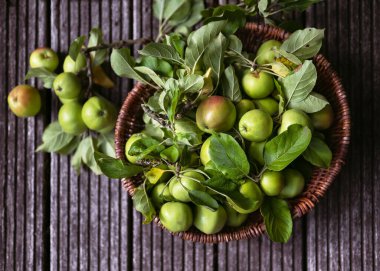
[114,22,351,243]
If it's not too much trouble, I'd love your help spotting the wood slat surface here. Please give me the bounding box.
[0,0,379,270]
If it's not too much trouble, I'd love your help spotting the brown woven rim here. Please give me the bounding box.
[115,22,351,243]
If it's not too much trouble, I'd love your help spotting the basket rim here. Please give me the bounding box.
[114,22,351,243]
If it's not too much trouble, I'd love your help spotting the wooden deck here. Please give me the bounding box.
[0,0,379,270]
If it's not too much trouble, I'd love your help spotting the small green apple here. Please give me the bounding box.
[253,97,279,116]
[279,168,305,199]
[150,183,172,209]
[53,72,82,99]
[279,109,313,134]
[248,141,266,166]
[200,136,212,166]
[225,204,248,227]
[29,47,59,72]
[227,180,263,214]
[159,202,193,233]
[125,133,145,164]
[193,205,227,234]
[169,171,206,202]
[63,53,87,74]
[81,96,117,133]
[7,85,41,117]
[236,99,256,120]
[196,96,236,133]
[260,170,285,196]
[239,109,273,142]
[256,40,282,65]
[242,71,274,99]
[58,102,87,135]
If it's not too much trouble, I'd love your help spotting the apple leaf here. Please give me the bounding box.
[134,66,165,88]
[36,122,75,153]
[173,0,204,29]
[205,133,250,180]
[282,60,317,104]
[302,136,332,168]
[264,124,312,171]
[25,68,57,88]
[221,65,242,102]
[180,74,204,93]
[261,197,293,243]
[188,190,219,211]
[132,184,156,224]
[97,133,116,158]
[110,48,150,85]
[139,43,184,66]
[281,28,324,60]
[288,92,329,113]
[69,35,86,61]
[88,28,108,66]
[94,151,144,179]
[203,32,227,85]
[185,20,226,69]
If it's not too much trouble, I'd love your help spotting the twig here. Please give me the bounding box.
[83,51,93,98]
[141,104,170,128]
[83,37,152,53]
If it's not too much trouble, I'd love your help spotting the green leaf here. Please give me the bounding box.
[134,66,165,88]
[110,48,149,84]
[205,133,250,180]
[278,0,321,12]
[203,33,227,85]
[98,133,115,158]
[139,56,173,78]
[302,136,332,168]
[94,151,144,179]
[174,0,204,28]
[288,92,329,113]
[153,0,166,21]
[274,79,285,115]
[281,28,324,60]
[185,20,226,69]
[56,136,81,155]
[221,65,242,102]
[128,137,165,160]
[139,43,184,66]
[202,5,246,35]
[162,0,188,22]
[24,68,57,88]
[264,124,312,171]
[69,35,86,61]
[165,33,186,58]
[261,197,293,243]
[228,35,243,53]
[274,49,302,65]
[282,60,317,103]
[132,185,156,224]
[174,118,203,146]
[82,136,102,175]
[88,28,108,66]
[36,122,75,153]
[258,0,269,16]
[180,74,204,93]
[188,190,219,211]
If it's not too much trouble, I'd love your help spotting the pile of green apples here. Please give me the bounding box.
[122,39,334,236]
[8,48,117,135]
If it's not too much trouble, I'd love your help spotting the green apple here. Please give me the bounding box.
[81,96,117,133]
[248,141,266,166]
[53,72,82,99]
[29,47,59,72]
[256,40,282,65]
[239,109,273,142]
[193,205,227,234]
[279,109,313,134]
[151,183,172,209]
[63,53,87,74]
[225,204,248,227]
[279,168,305,199]
[242,71,274,99]
[58,102,87,135]
[7,85,41,117]
[260,170,285,196]
[196,96,236,133]
[236,99,256,120]
[310,104,334,130]
[200,136,212,166]
[253,97,279,116]
[228,180,263,214]
[159,202,193,233]
[125,133,145,164]
[169,171,206,202]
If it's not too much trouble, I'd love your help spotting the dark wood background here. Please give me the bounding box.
[0,0,378,270]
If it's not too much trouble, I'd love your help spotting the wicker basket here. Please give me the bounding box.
[114,22,351,243]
